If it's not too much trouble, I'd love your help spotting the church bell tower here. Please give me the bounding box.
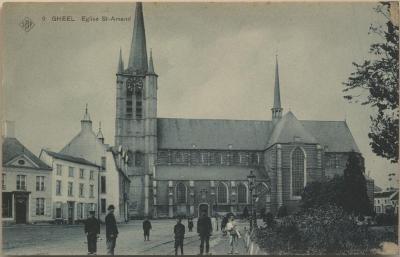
[115,2,158,217]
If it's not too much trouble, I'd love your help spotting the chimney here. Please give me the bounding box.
[4,121,16,138]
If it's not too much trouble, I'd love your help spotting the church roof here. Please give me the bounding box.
[301,120,360,152]
[267,111,317,147]
[2,137,52,170]
[157,118,274,150]
[155,165,269,181]
[157,115,360,153]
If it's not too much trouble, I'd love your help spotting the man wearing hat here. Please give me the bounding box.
[84,210,100,255]
[105,205,119,255]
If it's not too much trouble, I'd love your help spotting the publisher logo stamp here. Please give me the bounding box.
[19,17,35,32]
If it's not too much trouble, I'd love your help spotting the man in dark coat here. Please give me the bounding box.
[105,205,118,255]
[174,217,185,255]
[197,211,213,255]
[142,217,152,241]
[84,210,100,255]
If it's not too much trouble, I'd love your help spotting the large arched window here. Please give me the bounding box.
[176,183,187,204]
[237,183,247,204]
[291,147,306,197]
[217,182,228,204]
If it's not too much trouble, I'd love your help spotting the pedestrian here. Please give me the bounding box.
[174,217,185,255]
[197,210,212,255]
[226,215,239,254]
[105,205,118,255]
[143,217,152,241]
[221,215,228,236]
[188,217,194,232]
[84,210,100,255]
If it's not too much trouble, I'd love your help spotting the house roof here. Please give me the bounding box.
[155,165,269,181]
[2,137,52,170]
[43,150,99,168]
[374,191,398,198]
[267,111,317,147]
[157,114,360,153]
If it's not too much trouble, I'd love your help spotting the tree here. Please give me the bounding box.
[343,2,399,163]
[342,152,373,216]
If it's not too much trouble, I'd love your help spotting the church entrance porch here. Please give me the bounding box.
[198,203,209,217]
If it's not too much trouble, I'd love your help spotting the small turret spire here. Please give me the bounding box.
[97,121,105,143]
[81,104,92,131]
[128,2,148,74]
[271,55,283,123]
[148,48,156,75]
[118,48,124,73]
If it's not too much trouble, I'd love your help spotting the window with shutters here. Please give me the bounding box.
[16,175,26,190]
[68,167,74,177]
[217,183,228,204]
[90,185,94,198]
[237,183,247,204]
[101,176,106,194]
[56,164,62,176]
[36,176,45,191]
[291,147,306,197]
[79,169,84,179]
[176,183,187,204]
[56,180,62,195]
[79,183,84,197]
[36,198,45,216]
[101,199,106,213]
[68,182,73,196]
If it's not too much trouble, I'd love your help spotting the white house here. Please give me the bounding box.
[40,150,100,223]
[374,190,398,214]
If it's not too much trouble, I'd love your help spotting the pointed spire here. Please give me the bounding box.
[128,2,148,74]
[118,48,124,73]
[147,48,156,75]
[272,55,283,123]
[97,121,105,143]
[273,55,281,109]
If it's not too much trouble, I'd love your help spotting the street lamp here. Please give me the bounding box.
[247,170,256,231]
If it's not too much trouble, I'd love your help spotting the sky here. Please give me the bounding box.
[3,2,398,189]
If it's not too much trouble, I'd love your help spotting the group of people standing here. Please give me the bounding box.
[84,207,241,255]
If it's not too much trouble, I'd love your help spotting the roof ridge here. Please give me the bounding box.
[157,117,273,123]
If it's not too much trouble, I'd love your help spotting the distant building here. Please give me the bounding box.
[374,190,398,214]
[2,121,52,224]
[58,106,130,222]
[39,150,100,224]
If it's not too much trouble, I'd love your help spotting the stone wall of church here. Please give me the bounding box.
[264,145,278,214]
[153,179,269,218]
[323,152,351,178]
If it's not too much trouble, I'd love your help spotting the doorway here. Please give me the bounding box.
[198,203,209,217]
[67,201,75,224]
[15,195,28,224]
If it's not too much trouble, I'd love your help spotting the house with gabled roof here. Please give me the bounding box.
[2,121,52,224]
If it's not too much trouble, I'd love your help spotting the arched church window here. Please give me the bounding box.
[176,183,187,204]
[291,147,305,197]
[135,151,144,167]
[237,183,247,203]
[217,182,228,204]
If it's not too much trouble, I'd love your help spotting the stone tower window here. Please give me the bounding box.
[135,90,143,119]
[126,88,133,118]
[135,151,144,166]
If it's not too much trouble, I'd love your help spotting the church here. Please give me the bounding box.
[115,3,362,218]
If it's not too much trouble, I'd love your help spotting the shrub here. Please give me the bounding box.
[255,205,388,254]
